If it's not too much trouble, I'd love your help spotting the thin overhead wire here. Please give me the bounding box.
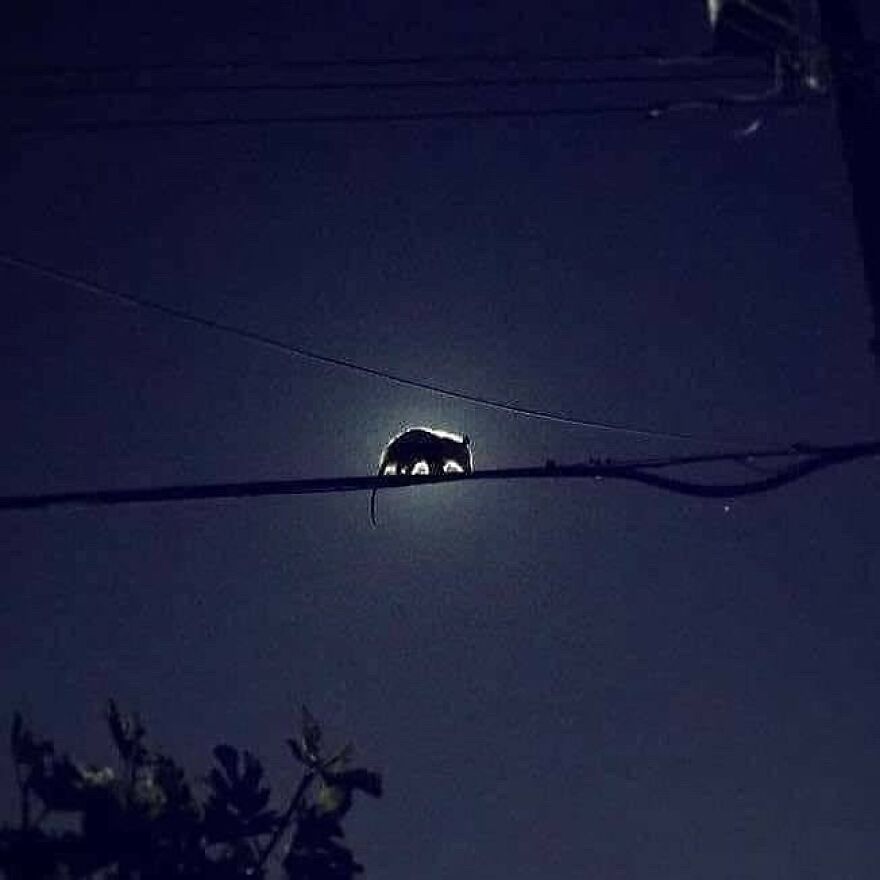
[0,71,770,99]
[0,251,707,442]
[0,50,757,78]
[1,439,877,513]
[2,96,808,135]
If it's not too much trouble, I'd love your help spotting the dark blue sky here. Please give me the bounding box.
[2,2,880,878]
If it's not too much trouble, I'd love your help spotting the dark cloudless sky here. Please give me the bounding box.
[2,2,880,877]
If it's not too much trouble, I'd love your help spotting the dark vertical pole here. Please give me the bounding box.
[816,0,880,367]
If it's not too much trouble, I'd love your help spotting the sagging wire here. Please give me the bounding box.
[0,439,877,515]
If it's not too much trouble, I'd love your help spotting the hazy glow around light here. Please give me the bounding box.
[443,460,464,473]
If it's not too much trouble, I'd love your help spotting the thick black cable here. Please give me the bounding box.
[573,442,832,472]
[612,439,880,497]
[0,440,876,512]
[0,252,710,442]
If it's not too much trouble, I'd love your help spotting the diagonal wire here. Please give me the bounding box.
[0,251,706,442]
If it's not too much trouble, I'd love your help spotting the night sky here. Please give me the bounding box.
[2,1,880,877]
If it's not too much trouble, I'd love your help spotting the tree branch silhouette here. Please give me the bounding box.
[1,703,381,880]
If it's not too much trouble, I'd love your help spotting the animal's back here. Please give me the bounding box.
[386,429,470,472]
[371,427,473,525]
[387,429,442,456]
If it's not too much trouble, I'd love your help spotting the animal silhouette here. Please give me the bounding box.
[371,428,473,526]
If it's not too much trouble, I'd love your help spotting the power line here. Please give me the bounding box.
[2,96,809,134]
[612,439,880,498]
[0,251,708,442]
[0,50,757,78]
[0,71,770,99]
[571,442,836,471]
[1,440,876,513]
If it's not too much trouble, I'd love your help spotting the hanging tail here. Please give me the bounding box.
[370,486,380,528]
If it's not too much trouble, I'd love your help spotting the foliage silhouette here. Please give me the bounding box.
[1,702,381,880]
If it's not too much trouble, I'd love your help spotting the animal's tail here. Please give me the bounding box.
[370,486,380,527]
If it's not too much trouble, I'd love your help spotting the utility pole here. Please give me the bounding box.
[816,0,880,367]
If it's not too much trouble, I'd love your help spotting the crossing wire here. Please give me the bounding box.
[0,251,709,442]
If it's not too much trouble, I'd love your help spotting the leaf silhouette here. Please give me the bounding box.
[2,703,377,880]
[301,707,322,760]
[206,744,276,841]
[10,713,54,767]
[106,699,146,766]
